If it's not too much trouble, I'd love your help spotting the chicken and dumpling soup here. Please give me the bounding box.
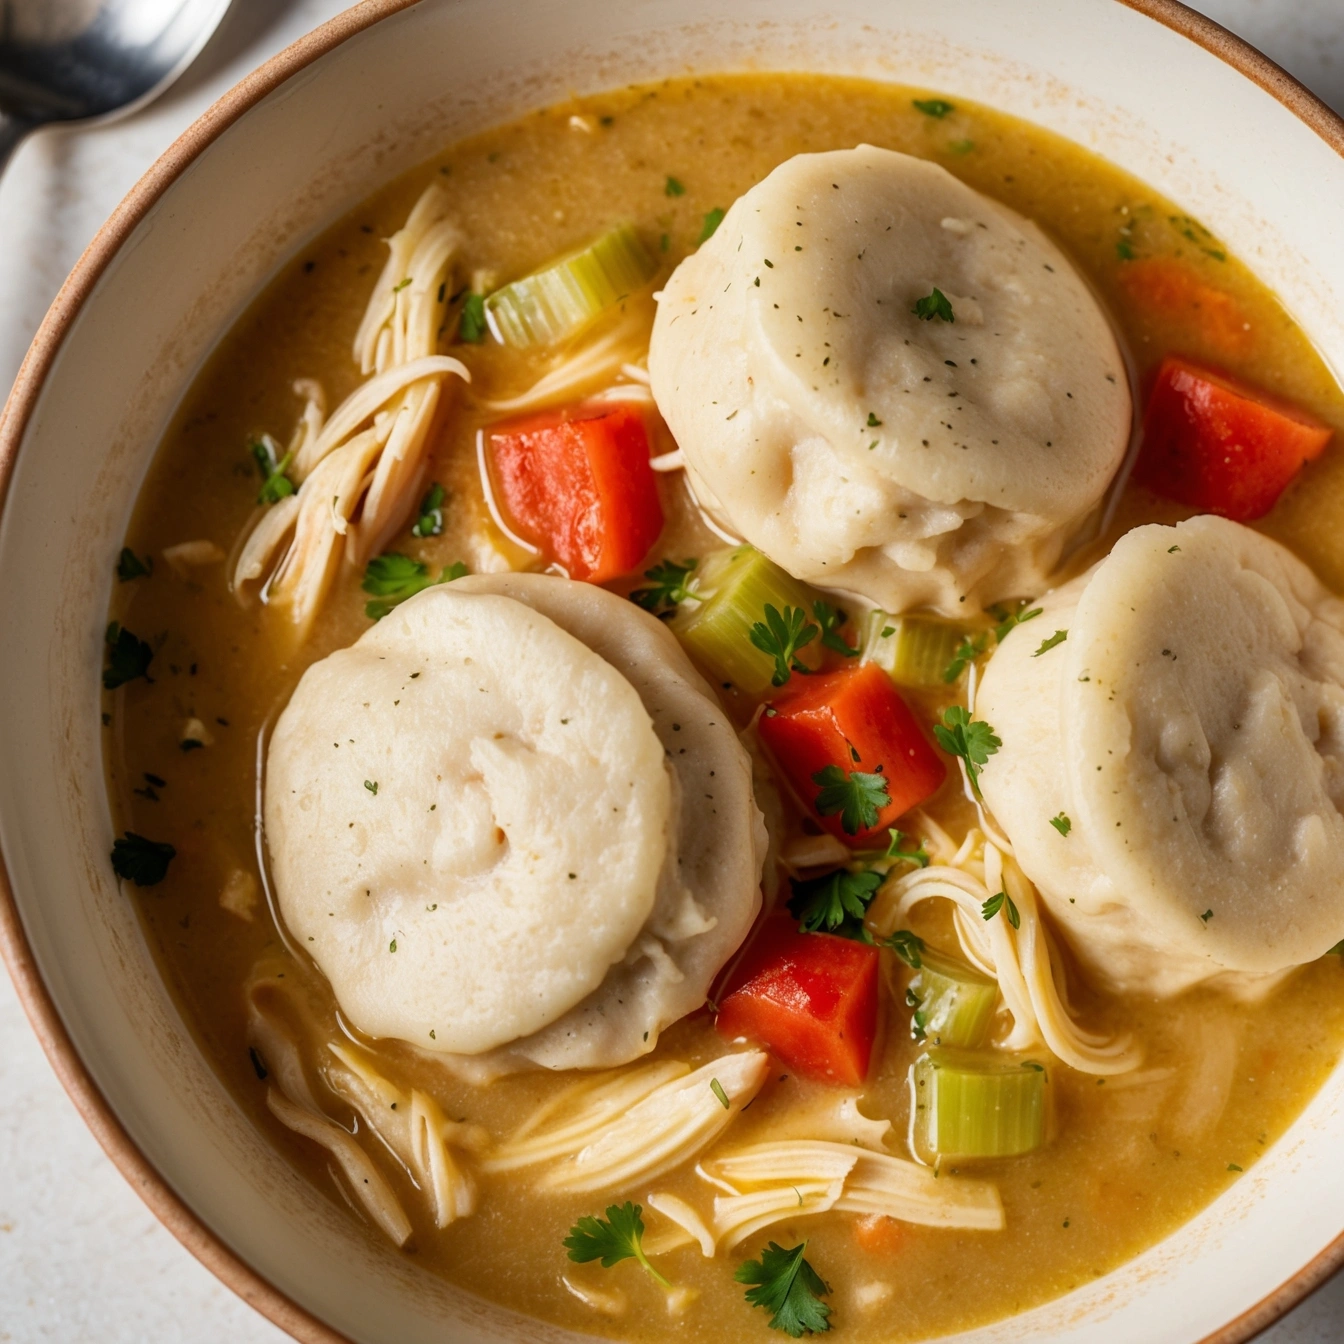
[104,75,1344,1340]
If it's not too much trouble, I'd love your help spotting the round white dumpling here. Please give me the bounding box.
[977,516,1344,997]
[648,145,1131,615]
[266,575,766,1070]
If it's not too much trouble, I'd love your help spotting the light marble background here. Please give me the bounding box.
[1,0,1342,1339]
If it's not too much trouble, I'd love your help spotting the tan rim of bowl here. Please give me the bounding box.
[0,2,1342,1341]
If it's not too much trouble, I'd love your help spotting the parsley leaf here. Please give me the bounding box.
[884,828,930,868]
[736,1241,832,1338]
[411,483,446,538]
[913,98,955,118]
[665,175,686,197]
[788,868,882,937]
[699,207,726,242]
[116,548,152,581]
[884,929,926,969]
[981,890,1021,929]
[630,558,698,614]
[110,832,176,886]
[942,631,987,684]
[1049,812,1072,837]
[987,599,1043,643]
[564,1202,670,1287]
[750,603,819,687]
[250,436,295,504]
[812,764,890,836]
[103,622,154,690]
[913,287,955,322]
[363,553,468,619]
[933,706,1001,801]
[812,601,859,657]
[1033,629,1068,657]
[458,291,487,343]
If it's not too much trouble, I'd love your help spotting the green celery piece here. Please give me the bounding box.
[670,545,822,698]
[863,611,971,688]
[908,950,998,1049]
[484,224,657,349]
[912,1050,1047,1161]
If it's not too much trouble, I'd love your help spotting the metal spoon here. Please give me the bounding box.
[0,0,231,177]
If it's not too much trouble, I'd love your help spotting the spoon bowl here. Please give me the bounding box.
[0,0,231,168]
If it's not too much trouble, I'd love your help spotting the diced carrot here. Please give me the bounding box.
[853,1214,907,1255]
[757,663,946,847]
[486,403,663,581]
[1133,356,1332,520]
[1118,257,1250,355]
[716,917,881,1086]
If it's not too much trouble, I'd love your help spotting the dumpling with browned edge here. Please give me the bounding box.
[648,144,1131,615]
[265,574,767,1072]
[976,515,1344,997]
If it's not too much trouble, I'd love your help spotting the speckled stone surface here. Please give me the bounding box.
[1,1,1342,1339]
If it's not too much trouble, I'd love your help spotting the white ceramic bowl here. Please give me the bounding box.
[2,2,1343,1340]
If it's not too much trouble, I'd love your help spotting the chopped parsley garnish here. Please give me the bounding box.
[750,603,819,687]
[630,558,698,614]
[458,291,487,343]
[812,764,890,836]
[788,868,883,937]
[812,601,859,657]
[1201,909,1214,923]
[736,1241,832,1338]
[884,828,930,868]
[364,780,379,796]
[1049,812,1072,837]
[250,436,295,504]
[934,706,1001,801]
[103,622,154,690]
[710,1077,731,1109]
[942,632,987,684]
[564,1202,670,1288]
[110,832,176,886]
[665,175,686,197]
[866,412,882,427]
[913,287,955,323]
[1033,629,1068,657]
[363,553,468,619]
[392,277,412,293]
[699,207,726,243]
[913,98,955,118]
[1116,238,1136,261]
[988,599,1043,642]
[884,929,926,969]
[411,483,446,538]
[116,548,152,581]
[982,890,1021,930]
[1228,1163,1243,1173]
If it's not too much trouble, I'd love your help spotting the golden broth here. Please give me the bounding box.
[106,73,1344,1341]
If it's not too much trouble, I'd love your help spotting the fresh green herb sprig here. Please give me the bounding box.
[411,483,446,538]
[982,889,1021,930]
[934,706,1000,801]
[811,764,890,836]
[736,1241,832,1338]
[884,929,926,969]
[110,832,176,886]
[630,558,698,614]
[1033,630,1068,657]
[913,288,955,322]
[116,548,152,581]
[813,601,859,658]
[788,868,883,938]
[564,1202,670,1288]
[988,599,1043,643]
[250,436,295,504]
[883,828,930,868]
[942,632,987,684]
[103,622,154,690]
[751,603,819,687]
[363,553,468,619]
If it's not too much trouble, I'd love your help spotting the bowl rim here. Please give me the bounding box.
[1,2,1342,1341]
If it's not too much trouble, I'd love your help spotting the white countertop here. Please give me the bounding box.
[1,2,1343,1339]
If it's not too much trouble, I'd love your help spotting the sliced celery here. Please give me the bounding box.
[671,546,821,698]
[912,1050,1047,1161]
[863,611,972,688]
[908,951,998,1050]
[484,224,657,349]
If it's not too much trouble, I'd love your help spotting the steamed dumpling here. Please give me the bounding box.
[266,575,766,1070]
[648,145,1131,615]
[976,516,1344,997]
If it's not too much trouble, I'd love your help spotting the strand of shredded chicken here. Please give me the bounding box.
[230,185,469,638]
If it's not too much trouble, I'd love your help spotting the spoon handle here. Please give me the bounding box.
[0,111,31,180]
